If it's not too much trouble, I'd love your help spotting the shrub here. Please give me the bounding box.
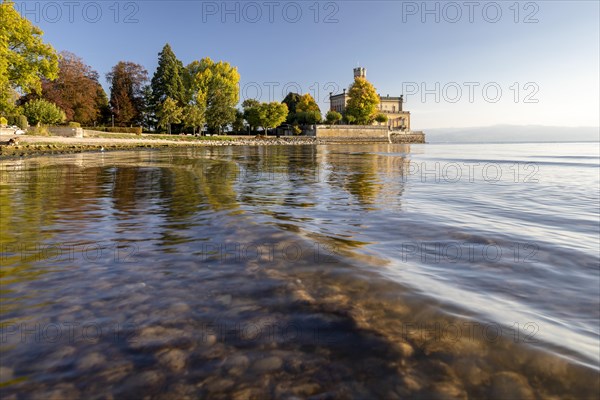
[18,115,28,130]
[375,113,388,124]
[6,115,28,129]
[325,111,342,125]
[0,116,7,126]
[22,99,66,126]
[27,126,50,136]
[68,122,81,128]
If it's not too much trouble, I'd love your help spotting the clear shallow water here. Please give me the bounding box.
[0,143,598,399]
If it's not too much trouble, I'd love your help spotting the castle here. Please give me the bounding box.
[329,68,411,131]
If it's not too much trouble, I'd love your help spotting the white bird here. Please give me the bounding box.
[100,146,105,152]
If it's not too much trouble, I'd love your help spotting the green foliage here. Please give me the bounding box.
[151,44,186,107]
[242,99,262,132]
[22,99,66,126]
[242,100,287,135]
[156,97,183,134]
[182,99,206,134]
[232,109,245,133]
[186,58,240,132]
[0,0,59,115]
[282,92,301,113]
[296,94,321,114]
[259,102,288,135]
[345,77,380,125]
[0,116,7,126]
[296,110,321,125]
[283,93,321,125]
[293,125,302,135]
[326,110,342,125]
[6,114,28,129]
[68,121,81,127]
[375,113,388,123]
[27,126,50,136]
[282,92,301,123]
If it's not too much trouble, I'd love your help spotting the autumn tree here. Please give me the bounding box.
[36,51,108,125]
[182,90,206,135]
[106,61,148,126]
[0,0,59,115]
[185,58,239,133]
[294,93,322,124]
[345,77,380,125]
[22,99,65,126]
[157,97,182,134]
[296,94,321,115]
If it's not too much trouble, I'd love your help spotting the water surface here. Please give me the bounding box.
[1,143,598,398]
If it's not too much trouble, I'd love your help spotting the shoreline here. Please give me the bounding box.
[0,134,321,158]
[0,132,427,158]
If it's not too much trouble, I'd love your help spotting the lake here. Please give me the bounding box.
[1,142,598,398]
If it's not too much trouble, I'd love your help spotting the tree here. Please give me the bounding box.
[296,94,321,114]
[281,92,301,124]
[0,0,59,115]
[22,99,66,126]
[258,102,288,135]
[326,110,342,125]
[345,77,380,125]
[151,44,185,107]
[182,91,206,135]
[141,85,157,130]
[375,113,388,124]
[35,51,107,125]
[232,109,245,133]
[345,115,356,124]
[106,61,148,126]
[296,111,321,125]
[186,58,240,133]
[294,93,321,124]
[242,99,262,133]
[157,97,182,134]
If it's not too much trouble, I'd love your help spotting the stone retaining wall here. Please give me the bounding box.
[390,131,426,144]
[315,125,425,143]
[315,125,390,143]
[48,127,84,138]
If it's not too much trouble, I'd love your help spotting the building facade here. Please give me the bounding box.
[330,68,411,131]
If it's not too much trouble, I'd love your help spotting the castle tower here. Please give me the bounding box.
[353,67,366,79]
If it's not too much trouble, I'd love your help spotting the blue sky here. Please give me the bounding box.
[14,0,600,129]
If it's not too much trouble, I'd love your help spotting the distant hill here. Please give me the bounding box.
[423,125,600,143]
